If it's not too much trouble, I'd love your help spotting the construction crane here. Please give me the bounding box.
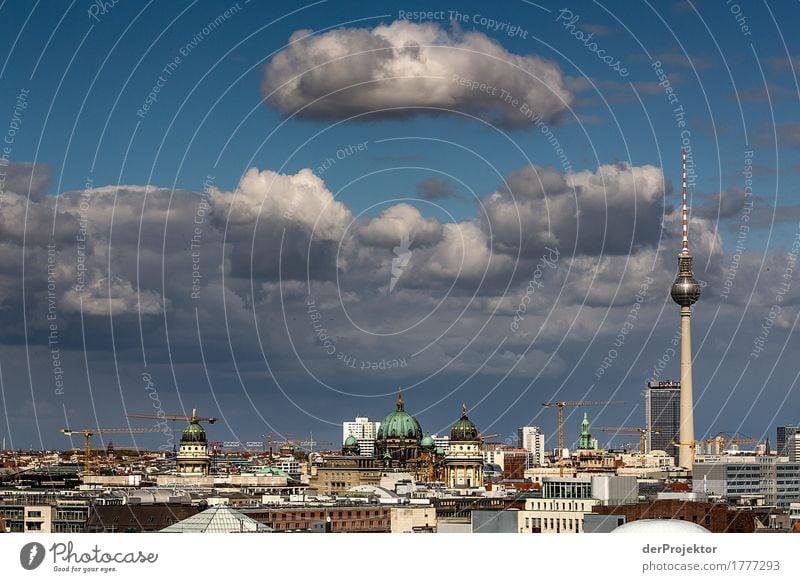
[126,408,216,453]
[704,433,757,455]
[60,426,169,475]
[542,400,624,476]
[671,440,703,465]
[593,427,660,455]
[126,408,217,425]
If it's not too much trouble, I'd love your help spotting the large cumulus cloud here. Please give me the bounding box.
[483,161,667,258]
[262,21,573,128]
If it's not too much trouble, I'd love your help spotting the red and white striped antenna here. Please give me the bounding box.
[681,148,689,255]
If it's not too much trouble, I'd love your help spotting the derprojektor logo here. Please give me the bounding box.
[19,542,46,570]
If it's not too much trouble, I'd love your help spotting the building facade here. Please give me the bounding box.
[175,414,211,475]
[778,426,800,457]
[518,426,546,465]
[693,456,800,509]
[518,475,638,534]
[342,417,380,457]
[646,380,681,461]
[444,405,484,489]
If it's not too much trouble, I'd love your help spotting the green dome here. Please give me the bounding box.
[376,392,422,441]
[451,404,479,441]
[421,434,435,449]
[181,421,207,444]
[344,435,358,447]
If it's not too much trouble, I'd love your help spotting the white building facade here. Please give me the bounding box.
[518,426,546,466]
[518,475,638,533]
[342,417,380,457]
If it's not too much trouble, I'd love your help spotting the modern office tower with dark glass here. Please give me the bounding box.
[645,380,681,461]
[670,148,702,469]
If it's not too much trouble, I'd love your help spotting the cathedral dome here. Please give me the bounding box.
[344,435,358,447]
[181,421,207,444]
[451,404,479,442]
[377,391,422,442]
[421,434,435,449]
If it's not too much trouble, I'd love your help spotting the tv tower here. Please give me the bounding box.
[670,148,701,469]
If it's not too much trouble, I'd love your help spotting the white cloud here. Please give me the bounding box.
[263,21,573,128]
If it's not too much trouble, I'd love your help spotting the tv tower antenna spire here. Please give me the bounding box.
[681,148,689,255]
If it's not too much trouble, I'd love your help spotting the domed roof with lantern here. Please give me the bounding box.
[180,411,207,444]
[376,390,423,442]
[450,403,479,442]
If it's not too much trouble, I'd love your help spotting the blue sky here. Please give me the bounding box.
[2,1,796,225]
[1,0,799,449]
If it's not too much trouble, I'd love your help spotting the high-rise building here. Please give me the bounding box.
[645,380,681,461]
[518,426,546,465]
[777,426,800,457]
[670,148,702,469]
[342,417,380,457]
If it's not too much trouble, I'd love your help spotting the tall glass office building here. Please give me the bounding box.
[645,380,681,461]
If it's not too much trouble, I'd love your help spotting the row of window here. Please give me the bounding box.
[265,520,386,530]
[531,501,591,511]
[525,516,582,533]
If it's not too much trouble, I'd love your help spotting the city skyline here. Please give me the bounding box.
[0,1,798,455]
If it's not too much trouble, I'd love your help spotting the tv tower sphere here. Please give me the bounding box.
[670,257,701,307]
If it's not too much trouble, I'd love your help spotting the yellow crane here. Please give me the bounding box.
[593,427,660,455]
[704,433,757,455]
[542,400,624,476]
[60,426,170,475]
[671,440,704,466]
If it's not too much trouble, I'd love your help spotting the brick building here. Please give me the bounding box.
[241,505,391,532]
[592,499,758,533]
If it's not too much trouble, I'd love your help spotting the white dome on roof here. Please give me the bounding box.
[613,519,710,533]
